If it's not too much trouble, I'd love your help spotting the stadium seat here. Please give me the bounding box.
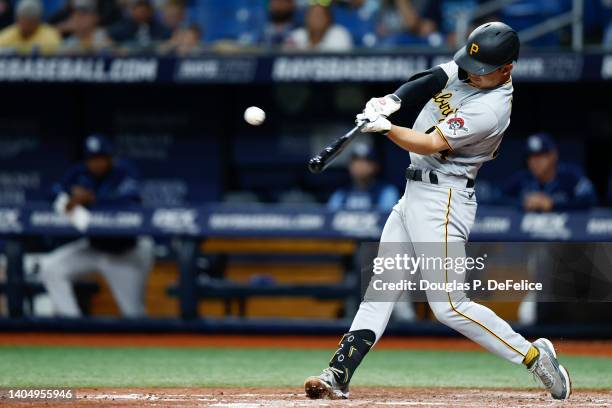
[42,0,65,19]
[332,4,378,47]
[500,0,571,46]
[191,0,267,44]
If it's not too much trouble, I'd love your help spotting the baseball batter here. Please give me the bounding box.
[305,22,571,401]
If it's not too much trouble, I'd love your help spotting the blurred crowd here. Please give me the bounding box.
[0,0,609,56]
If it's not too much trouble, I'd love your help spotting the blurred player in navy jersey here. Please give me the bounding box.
[506,133,597,324]
[504,133,597,212]
[328,143,399,212]
[40,134,153,318]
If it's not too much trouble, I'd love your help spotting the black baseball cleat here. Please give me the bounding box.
[304,367,349,399]
[529,338,572,400]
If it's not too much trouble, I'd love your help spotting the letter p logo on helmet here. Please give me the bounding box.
[469,43,479,55]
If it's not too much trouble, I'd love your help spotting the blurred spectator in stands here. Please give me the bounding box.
[40,134,154,318]
[285,3,353,51]
[0,0,14,30]
[59,0,112,54]
[0,0,61,55]
[504,133,597,212]
[378,0,443,47]
[160,0,188,33]
[328,143,399,211]
[108,0,170,51]
[159,23,202,56]
[260,0,296,48]
[49,0,122,37]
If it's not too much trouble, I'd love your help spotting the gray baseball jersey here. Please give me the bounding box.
[349,62,532,367]
[410,61,513,179]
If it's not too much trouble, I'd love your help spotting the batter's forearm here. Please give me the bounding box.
[387,125,447,155]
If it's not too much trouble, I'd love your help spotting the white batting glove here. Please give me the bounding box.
[356,112,392,134]
[363,94,402,118]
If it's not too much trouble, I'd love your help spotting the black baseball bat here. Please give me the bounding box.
[308,122,367,174]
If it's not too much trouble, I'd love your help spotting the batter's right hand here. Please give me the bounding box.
[356,112,392,134]
[363,94,402,118]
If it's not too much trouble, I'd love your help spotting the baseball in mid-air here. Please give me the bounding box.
[244,106,266,126]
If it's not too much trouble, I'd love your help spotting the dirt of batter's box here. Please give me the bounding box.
[2,387,611,407]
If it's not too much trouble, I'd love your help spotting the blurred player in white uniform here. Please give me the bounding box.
[40,135,153,318]
[305,22,572,401]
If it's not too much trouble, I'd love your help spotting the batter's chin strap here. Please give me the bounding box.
[329,329,376,385]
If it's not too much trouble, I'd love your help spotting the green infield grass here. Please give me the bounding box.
[0,346,610,389]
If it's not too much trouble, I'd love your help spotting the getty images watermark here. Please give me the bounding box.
[373,253,486,275]
[354,242,602,303]
[371,252,543,293]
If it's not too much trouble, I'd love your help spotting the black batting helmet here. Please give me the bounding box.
[453,22,520,76]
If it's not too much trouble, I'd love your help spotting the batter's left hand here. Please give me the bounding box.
[356,112,392,134]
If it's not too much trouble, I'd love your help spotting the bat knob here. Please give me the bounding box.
[308,157,323,173]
